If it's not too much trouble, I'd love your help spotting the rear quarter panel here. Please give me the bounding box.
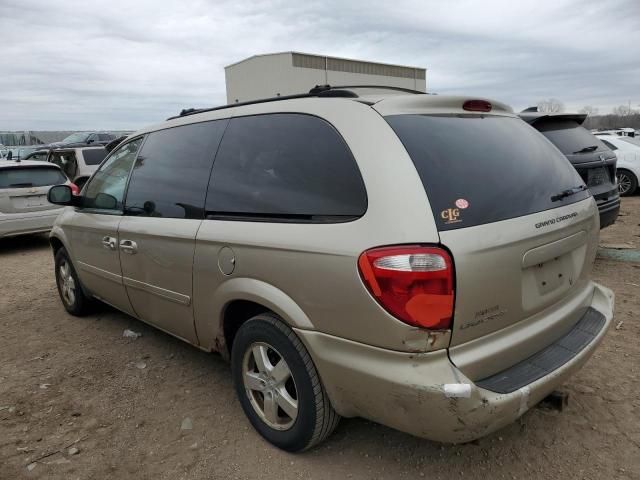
[192,99,442,352]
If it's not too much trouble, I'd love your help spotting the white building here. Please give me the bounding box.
[225,52,427,104]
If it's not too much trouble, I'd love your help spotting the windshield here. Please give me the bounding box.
[61,133,90,143]
[386,115,590,231]
[535,121,608,155]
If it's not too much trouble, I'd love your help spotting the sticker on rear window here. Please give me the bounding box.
[455,198,469,209]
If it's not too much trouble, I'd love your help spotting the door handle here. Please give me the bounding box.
[119,239,138,254]
[101,236,117,250]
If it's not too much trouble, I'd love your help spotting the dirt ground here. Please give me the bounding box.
[1,198,639,480]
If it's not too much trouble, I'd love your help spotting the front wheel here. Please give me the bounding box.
[231,313,340,452]
[617,169,638,196]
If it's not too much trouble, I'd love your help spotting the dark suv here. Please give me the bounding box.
[519,111,619,229]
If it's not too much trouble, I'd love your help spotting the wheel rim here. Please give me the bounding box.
[58,260,76,306]
[617,173,632,195]
[242,342,298,430]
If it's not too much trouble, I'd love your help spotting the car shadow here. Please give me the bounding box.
[0,233,51,255]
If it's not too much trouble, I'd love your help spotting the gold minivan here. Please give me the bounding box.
[48,86,614,451]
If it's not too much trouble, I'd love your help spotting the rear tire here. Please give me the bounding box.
[231,313,340,452]
[617,169,638,196]
[54,248,92,316]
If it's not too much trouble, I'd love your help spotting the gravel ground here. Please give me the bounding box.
[1,198,639,480]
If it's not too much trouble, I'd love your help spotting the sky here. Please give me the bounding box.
[1,0,639,130]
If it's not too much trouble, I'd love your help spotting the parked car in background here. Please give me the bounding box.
[47,146,107,189]
[22,149,50,162]
[0,160,78,238]
[520,111,619,228]
[596,134,640,196]
[5,146,49,161]
[43,132,117,149]
[47,87,614,451]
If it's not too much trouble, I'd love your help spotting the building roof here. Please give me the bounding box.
[225,51,426,78]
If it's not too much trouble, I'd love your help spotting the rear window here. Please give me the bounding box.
[0,167,67,189]
[83,148,107,165]
[386,115,590,231]
[535,120,608,155]
[206,113,367,222]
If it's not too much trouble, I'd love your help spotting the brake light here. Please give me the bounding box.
[463,99,492,112]
[358,246,455,330]
[69,183,80,196]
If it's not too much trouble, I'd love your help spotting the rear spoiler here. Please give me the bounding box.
[519,110,588,126]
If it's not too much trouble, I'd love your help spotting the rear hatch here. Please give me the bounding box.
[0,165,68,214]
[533,118,617,200]
[385,112,599,378]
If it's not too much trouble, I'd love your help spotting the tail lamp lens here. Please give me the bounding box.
[358,246,454,330]
[69,183,80,196]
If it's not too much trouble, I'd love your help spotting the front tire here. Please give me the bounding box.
[617,169,638,196]
[231,313,340,452]
[54,248,92,316]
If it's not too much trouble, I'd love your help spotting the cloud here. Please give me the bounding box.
[1,0,638,129]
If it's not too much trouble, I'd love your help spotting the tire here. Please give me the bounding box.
[231,313,340,452]
[617,169,638,196]
[54,248,92,316]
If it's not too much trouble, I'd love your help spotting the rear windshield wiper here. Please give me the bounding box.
[551,185,587,202]
[573,145,598,154]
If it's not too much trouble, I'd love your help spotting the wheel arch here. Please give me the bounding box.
[212,278,315,360]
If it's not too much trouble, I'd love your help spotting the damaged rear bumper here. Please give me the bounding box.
[295,283,614,443]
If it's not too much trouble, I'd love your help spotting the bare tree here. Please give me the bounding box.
[579,105,599,116]
[611,105,636,116]
[537,98,565,113]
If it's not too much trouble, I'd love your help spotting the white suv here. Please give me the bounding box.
[47,147,108,189]
[0,160,77,238]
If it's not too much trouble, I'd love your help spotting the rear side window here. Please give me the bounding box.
[124,120,227,219]
[386,115,590,231]
[535,120,608,155]
[98,134,113,141]
[0,167,67,189]
[206,113,367,222]
[83,148,108,165]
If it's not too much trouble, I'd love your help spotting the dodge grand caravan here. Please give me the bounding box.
[47,86,614,452]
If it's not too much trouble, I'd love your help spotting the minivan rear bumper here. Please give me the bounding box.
[296,282,613,443]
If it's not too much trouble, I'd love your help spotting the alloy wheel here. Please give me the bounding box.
[58,260,76,306]
[242,342,298,430]
[617,172,632,195]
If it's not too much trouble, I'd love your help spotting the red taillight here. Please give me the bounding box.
[463,99,492,112]
[358,245,455,330]
[69,183,80,196]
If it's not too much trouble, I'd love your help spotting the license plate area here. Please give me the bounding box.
[12,195,47,208]
[521,243,586,313]
[587,167,607,186]
[531,256,573,295]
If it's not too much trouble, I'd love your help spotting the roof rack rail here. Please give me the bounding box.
[167,85,359,120]
[167,84,426,120]
[312,84,426,95]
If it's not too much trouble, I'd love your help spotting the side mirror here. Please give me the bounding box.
[48,185,76,205]
[94,192,117,210]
